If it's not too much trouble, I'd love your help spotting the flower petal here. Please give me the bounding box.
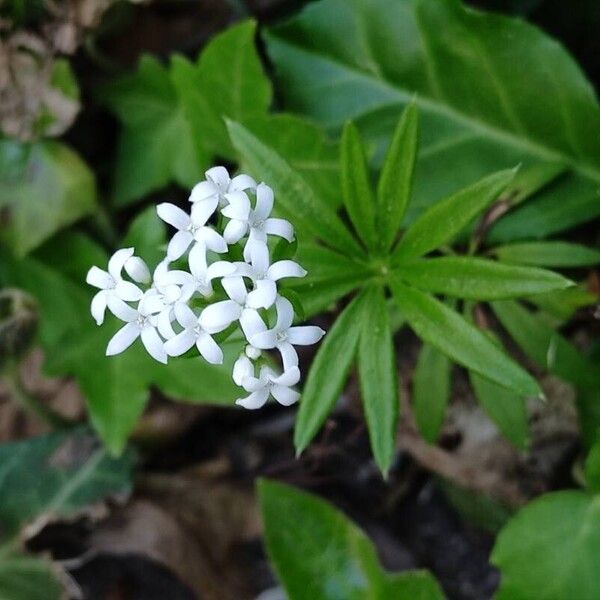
[106,322,140,356]
[90,291,108,325]
[199,300,241,333]
[107,296,138,322]
[164,329,196,357]
[189,180,217,203]
[271,384,300,406]
[223,219,247,244]
[272,366,301,387]
[86,266,112,290]
[239,308,267,341]
[196,333,223,364]
[254,183,274,220]
[275,296,295,330]
[207,260,236,281]
[157,203,190,231]
[230,173,256,192]
[265,218,294,242]
[167,230,193,261]
[267,260,307,281]
[236,388,269,410]
[247,279,277,310]
[277,341,299,371]
[124,256,151,284]
[249,329,278,350]
[156,308,176,340]
[287,325,326,346]
[138,292,165,315]
[197,228,228,254]
[233,355,254,386]
[115,280,143,302]
[222,276,247,305]
[250,241,270,274]
[222,191,251,220]
[205,166,230,190]
[141,326,167,364]
[191,196,218,226]
[174,303,198,329]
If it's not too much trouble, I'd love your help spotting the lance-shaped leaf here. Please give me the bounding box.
[393,169,516,260]
[295,289,370,455]
[395,256,572,300]
[358,285,399,475]
[376,102,418,251]
[259,479,445,600]
[228,120,363,257]
[491,241,600,267]
[390,279,541,398]
[340,121,377,249]
[413,343,452,443]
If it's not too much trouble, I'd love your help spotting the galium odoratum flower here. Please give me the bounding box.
[85,167,326,409]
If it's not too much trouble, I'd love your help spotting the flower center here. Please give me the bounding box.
[276,330,287,343]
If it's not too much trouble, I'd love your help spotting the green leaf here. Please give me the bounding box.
[376,102,418,251]
[228,120,363,257]
[266,0,600,230]
[492,491,600,600]
[122,205,166,266]
[526,286,597,322]
[395,256,572,300]
[413,343,451,443]
[470,372,528,450]
[585,441,600,493]
[174,20,272,159]
[358,285,398,475]
[340,121,377,249]
[393,169,516,260]
[389,279,540,397]
[258,479,444,600]
[0,548,62,600]
[0,429,135,538]
[295,289,369,455]
[0,140,96,256]
[491,241,600,267]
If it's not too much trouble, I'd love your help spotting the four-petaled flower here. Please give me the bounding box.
[236,364,301,409]
[190,166,256,207]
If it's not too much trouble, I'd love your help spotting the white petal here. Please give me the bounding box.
[141,326,167,364]
[222,276,248,305]
[107,295,138,322]
[106,322,140,356]
[167,230,193,260]
[275,296,295,330]
[90,291,108,325]
[278,341,299,371]
[250,242,270,274]
[239,308,267,341]
[249,329,278,350]
[267,260,307,281]
[161,269,194,288]
[115,280,143,302]
[138,292,165,315]
[156,308,176,340]
[86,266,113,290]
[108,248,134,280]
[124,256,151,284]
[242,375,268,393]
[236,388,269,410]
[271,384,300,406]
[174,303,198,329]
[272,366,301,387]
[222,191,251,220]
[197,228,227,253]
[157,203,190,231]
[223,219,248,244]
[233,355,254,386]
[254,183,274,220]
[207,260,236,281]
[247,279,277,310]
[189,180,217,203]
[245,345,261,360]
[243,233,267,263]
[187,243,207,279]
[191,197,218,226]
[265,218,294,242]
[199,300,241,333]
[287,326,326,346]
[196,333,223,364]
[205,166,230,190]
[164,329,196,356]
[230,173,256,191]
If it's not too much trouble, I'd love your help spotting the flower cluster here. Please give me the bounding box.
[86,167,325,408]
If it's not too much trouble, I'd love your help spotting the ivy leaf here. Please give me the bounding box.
[0,428,135,538]
[258,479,444,600]
[294,289,369,455]
[395,256,572,300]
[358,285,399,475]
[390,279,541,398]
[492,491,600,600]
[0,140,96,256]
[266,0,600,230]
[491,241,600,267]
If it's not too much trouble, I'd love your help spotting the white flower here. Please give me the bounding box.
[163,304,223,364]
[222,183,294,260]
[198,275,249,332]
[236,244,306,310]
[189,166,256,206]
[250,296,325,369]
[232,354,254,386]
[186,244,236,297]
[86,248,144,326]
[124,256,151,284]
[236,365,301,409]
[105,300,167,364]
[157,201,227,261]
